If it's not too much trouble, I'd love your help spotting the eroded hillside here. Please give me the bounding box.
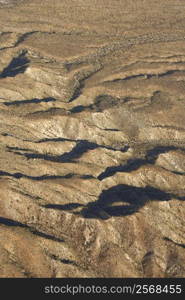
[0,0,185,277]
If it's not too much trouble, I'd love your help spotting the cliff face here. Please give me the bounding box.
[0,0,185,278]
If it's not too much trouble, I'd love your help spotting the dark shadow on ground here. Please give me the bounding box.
[4,97,56,106]
[98,145,185,180]
[0,51,30,78]
[0,217,64,242]
[44,184,185,220]
[7,140,127,163]
[79,184,185,219]
[44,203,85,210]
[0,170,76,180]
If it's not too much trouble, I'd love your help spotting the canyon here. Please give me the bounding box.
[0,0,185,277]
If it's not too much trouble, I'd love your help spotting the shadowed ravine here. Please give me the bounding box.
[43,185,185,219]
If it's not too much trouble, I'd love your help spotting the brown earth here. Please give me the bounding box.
[0,0,185,278]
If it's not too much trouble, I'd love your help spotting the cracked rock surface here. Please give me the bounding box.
[0,0,185,278]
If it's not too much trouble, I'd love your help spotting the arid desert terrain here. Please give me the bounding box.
[0,0,185,277]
